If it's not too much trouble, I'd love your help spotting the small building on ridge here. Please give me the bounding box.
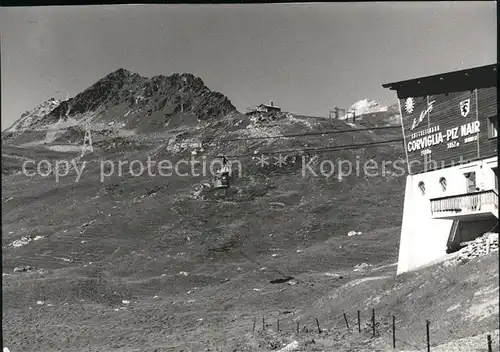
[246,101,281,115]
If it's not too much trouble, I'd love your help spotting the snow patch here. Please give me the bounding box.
[47,145,82,152]
[347,276,389,287]
[349,98,388,115]
[338,98,389,120]
[447,303,461,312]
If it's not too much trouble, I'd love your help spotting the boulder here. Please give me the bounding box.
[456,232,498,265]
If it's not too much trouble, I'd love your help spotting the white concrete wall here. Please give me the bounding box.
[397,174,454,274]
[412,157,497,199]
[397,156,498,274]
[397,176,415,274]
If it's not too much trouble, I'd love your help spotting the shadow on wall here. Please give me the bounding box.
[447,217,499,253]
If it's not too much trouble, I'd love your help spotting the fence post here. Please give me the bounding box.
[487,334,492,352]
[343,312,350,329]
[392,315,396,349]
[296,321,299,334]
[277,318,280,332]
[316,318,322,334]
[252,318,256,333]
[372,308,376,337]
[358,310,361,333]
[426,320,430,352]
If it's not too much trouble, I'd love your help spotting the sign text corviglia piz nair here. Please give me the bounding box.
[407,121,480,154]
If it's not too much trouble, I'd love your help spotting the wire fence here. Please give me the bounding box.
[249,307,497,351]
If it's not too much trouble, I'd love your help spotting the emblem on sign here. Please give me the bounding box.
[404,97,415,114]
[410,100,436,131]
[460,99,470,117]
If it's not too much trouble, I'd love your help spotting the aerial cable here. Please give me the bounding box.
[203,125,400,144]
[205,138,403,159]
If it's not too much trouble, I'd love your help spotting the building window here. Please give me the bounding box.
[439,177,447,191]
[488,116,498,139]
[418,181,426,195]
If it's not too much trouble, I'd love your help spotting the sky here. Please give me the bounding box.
[1,2,496,130]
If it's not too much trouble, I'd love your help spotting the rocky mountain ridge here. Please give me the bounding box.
[5,98,61,132]
[3,68,237,135]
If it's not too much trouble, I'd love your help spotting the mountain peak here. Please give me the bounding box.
[106,68,133,80]
[113,67,131,75]
[349,98,388,115]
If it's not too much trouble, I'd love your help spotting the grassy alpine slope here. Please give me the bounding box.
[2,69,497,351]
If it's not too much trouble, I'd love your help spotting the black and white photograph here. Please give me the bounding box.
[1,2,498,351]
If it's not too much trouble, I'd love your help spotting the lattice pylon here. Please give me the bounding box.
[81,121,93,157]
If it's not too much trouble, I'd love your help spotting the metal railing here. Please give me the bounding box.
[431,190,498,215]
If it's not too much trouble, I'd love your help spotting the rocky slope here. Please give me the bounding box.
[4,98,61,132]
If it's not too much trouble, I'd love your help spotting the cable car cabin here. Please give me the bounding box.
[213,172,230,188]
[213,163,231,189]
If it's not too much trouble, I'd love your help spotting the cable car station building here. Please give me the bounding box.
[383,64,498,274]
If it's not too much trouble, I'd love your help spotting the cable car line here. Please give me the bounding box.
[202,125,400,143]
[206,138,403,159]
